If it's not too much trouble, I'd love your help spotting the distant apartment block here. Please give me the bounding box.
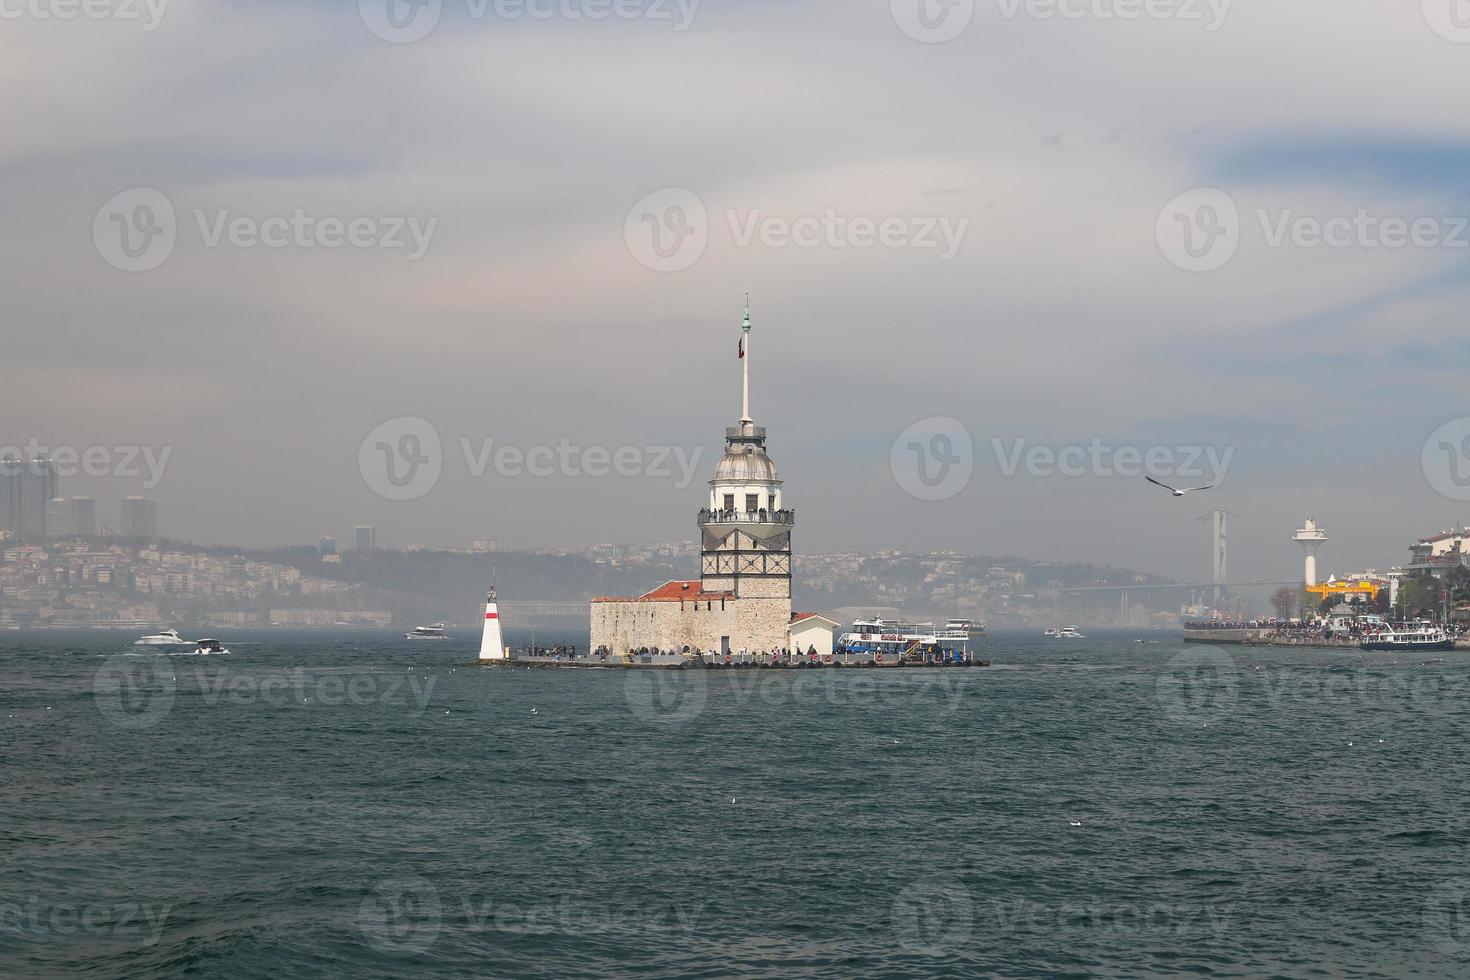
[120,496,158,539]
[354,525,376,551]
[45,497,95,538]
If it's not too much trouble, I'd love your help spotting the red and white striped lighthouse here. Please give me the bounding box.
[479,586,507,661]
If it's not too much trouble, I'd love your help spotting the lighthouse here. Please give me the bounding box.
[479,586,507,661]
[1293,516,1328,588]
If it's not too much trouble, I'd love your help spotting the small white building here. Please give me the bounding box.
[788,613,840,657]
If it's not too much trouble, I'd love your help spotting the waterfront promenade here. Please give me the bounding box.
[1183,624,1470,650]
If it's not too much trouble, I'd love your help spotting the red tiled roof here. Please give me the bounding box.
[1420,530,1468,544]
[790,612,839,625]
[592,580,735,603]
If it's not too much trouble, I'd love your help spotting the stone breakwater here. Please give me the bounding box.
[1182,628,1359,648]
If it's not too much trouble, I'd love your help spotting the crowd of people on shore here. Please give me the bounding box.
[1187,617,1465,643]
[527,644,826,664]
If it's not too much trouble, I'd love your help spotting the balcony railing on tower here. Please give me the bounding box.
[698,508,795,526]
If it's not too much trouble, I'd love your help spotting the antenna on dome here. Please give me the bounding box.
[740,293,753,426]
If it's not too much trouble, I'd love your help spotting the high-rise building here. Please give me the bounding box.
[120,496,158,539]
[46,497,97,538]
[354,525,376,551]
[45,498,65,539]
[18,457,57,538]
[0,456,21,534]
[73,497,96,538]
[318,536,337,556]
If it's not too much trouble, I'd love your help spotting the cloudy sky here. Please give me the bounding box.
[3,0,1469,582]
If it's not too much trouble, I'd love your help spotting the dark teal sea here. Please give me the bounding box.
[4,629,1470,978]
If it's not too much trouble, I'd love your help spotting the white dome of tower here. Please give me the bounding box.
[713,438,781,483]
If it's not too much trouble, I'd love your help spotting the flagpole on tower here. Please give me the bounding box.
[740,293,752,425]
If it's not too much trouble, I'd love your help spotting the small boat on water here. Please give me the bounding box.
[134,628,189,647]
[1043,627,1060,638]
[405,624,450,640]
[1055,626,1085,639]
[1359,622,1453,652]
[945,618,987,637]
[193,638,229,655]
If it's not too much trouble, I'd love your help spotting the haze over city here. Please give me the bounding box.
[5,0,1469,584]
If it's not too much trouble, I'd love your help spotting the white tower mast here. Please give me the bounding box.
[740,292,752,425]
[1293,516,1328,588]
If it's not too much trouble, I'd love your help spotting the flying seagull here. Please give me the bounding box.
[1146,476,1215,497]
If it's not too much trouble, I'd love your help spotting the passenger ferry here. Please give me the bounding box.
[837,618,976,663]
[405,624,450,640]
[1359,622,1454,652]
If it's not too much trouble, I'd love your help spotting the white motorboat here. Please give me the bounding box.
[406,624,450,640]
[193,638,229,655]
[1056,626,1085,639]
[134,628,189,647]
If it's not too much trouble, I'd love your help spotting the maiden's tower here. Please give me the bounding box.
[590,300,797,656]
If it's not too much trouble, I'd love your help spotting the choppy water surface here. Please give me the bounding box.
[4,630,1470,978]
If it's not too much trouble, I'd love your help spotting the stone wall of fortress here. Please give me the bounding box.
[590,596,793,654]
[699,575,790,599]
